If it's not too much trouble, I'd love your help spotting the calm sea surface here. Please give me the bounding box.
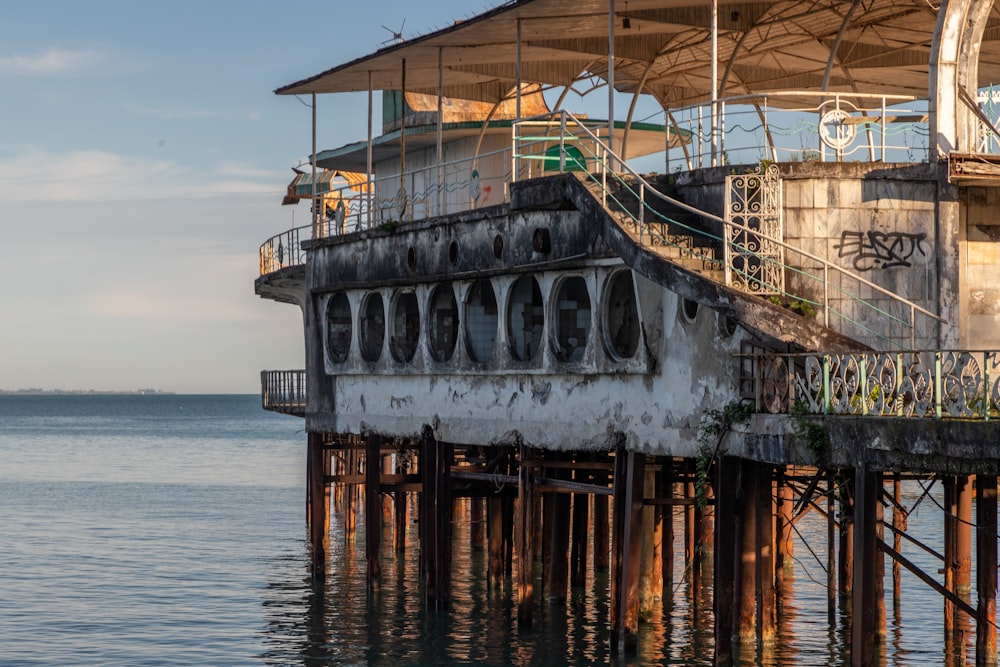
[0,395,963,665]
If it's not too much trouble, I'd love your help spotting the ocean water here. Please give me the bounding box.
[0,395,964,665]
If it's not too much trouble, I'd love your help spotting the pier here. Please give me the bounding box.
[255,0,1000,663]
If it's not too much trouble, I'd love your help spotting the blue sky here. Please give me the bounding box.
[0,0,502,393]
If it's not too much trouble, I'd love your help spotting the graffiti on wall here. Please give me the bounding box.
[833,230,928,271]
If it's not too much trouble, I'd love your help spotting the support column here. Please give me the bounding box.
[828,469,837,620]
[611,447,645,654]
[487,494,506,589]
[594,466,611,572]
[517,446,537,628]
[419,426,451,606]
[945,475,957,635]
[775,468,794,596]
[641,461,661,612]
[658,458,675,595]
[736,459,758,649]
[570,474,590,587]
[471,496,486,551]
[394,445,408,554]
[851,465,883,667]
[307,433,329,581]
[714,456,738,666]
[545,469,571,601]
[365,433,381,586]
[757,464,776,650]
[839,471,855,607]
[977,475,998,665]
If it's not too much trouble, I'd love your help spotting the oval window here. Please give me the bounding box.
[390,291,420,363]
[326,292,352,364]
[553,277,591,362]
[359,293,385,362]
[428,284,458,362]
[507,276,544,362]
[464,279,498,362]
[604,271,640,359]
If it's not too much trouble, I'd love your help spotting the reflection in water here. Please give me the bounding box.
[260,483,959,666]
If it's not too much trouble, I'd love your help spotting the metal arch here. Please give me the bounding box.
[622,60,655,161]
[930,0,969,156]
[821,0,862,93]
[956,0,996,152]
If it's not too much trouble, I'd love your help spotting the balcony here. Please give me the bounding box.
[261,370,306,417]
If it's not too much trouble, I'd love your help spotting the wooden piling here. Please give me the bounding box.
[640,461,660,612]
[611,446,644,653]
[977,475,998,665]
[517,445,537,627]
[570,474,590,587]
[851,465,882,667]
[365,432,381,585]
[757,464,776,649]
[545,465,571,601]
[657,458,674,595]
[394,445,408,554]
[839,471,854,605]
[736,459,758,647]
[594,466,611,572]
[307,433,329,580]
[713,456,738,666]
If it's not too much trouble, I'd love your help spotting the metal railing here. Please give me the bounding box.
[661,91,931,170]
[261,370,306,416]
[260,226,308,276]
[748,351,1000,420]
[512,110,943,350]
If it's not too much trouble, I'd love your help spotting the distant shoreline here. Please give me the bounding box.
[0,389,176,396]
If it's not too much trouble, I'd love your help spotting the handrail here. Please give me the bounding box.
[745,350,1000,421]
[513,110,943,350]
[260,226,309,276]
[261,370,306,416]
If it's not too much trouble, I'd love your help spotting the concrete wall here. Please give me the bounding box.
[963,186,1000,349]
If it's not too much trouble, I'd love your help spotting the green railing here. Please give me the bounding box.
[512,110,943,351]
[747,350,1000,420]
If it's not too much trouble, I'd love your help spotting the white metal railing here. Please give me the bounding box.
[261,370,306,416]
[662,91,932,170]
[512,110,943,350]
[748,350,1000,420]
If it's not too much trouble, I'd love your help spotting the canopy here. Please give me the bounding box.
[282,169,370,205]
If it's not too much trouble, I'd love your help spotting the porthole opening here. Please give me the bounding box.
[406,246,417,270]
[448,240,459,265]
[681,298,699,323]
[719,312,738,338]
[360,293,385,362]
[428,284,458,362]
[553,276,591,362]
[326,292,352,364]
[465,279,498,362]
[493,234,504,260]
[605,272,640,359]
[390,291,420,363]
[507,276,544,361]
[532,227,551,254]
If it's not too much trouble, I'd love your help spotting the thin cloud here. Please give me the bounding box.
[0,146,280,202]
[82,288,268,323]
[0,48,107,75]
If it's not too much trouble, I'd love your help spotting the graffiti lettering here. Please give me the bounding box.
[833,230,928,271]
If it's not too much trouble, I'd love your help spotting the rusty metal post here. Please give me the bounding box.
[641,461,661,613]
[850,465,882,667]
[714,456,738,666]
[658,458,675,595]
[570,476,590,587]
[611,447,645,654]
[736,459,758,650]
[307,433,329,581]
[757,464,776,650]
[594,466,611,572]
[471,496,486,552]
[945,475,957,635]
[977,475,998,665]
[517,445,537,627]
[487,495,506,589]
[365,432,382,586]
[394,446,408,554]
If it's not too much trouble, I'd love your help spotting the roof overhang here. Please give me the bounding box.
[275,0,1000,109]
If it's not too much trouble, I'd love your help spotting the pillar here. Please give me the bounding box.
[517,446,537,627]
[977,475,998,665]
[851,465,883,667]
[365,433,381,585]
[612,447,645,653]
[714,456,738,666]
[307,433,329,581]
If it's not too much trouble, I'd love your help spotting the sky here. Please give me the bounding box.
[0,0,507,393]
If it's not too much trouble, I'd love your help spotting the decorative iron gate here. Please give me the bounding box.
[724,162,783,295]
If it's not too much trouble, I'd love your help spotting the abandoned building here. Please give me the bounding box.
[255,0,1000,664]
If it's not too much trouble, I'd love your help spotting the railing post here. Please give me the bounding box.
[910,304,916,350]
[560,112,567,173]
[896,353,904,417]
[639,182,645,243]
[935,351,943,420]
[985,352,991,422]
[823,264,830,328]
[823,354,832,414]
[860,356,869,416]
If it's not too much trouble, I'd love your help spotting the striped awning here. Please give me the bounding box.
[282,169,370,205]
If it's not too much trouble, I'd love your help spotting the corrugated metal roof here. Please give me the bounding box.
[275,0,1000,108]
